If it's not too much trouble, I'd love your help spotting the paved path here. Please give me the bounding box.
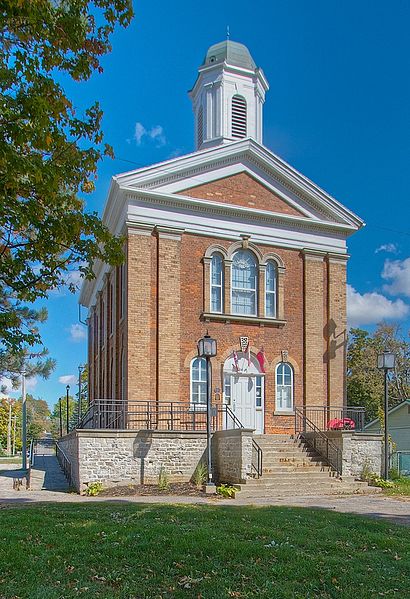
[0,460,409,525]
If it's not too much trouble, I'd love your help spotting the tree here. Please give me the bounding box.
[347,324,410,423]
[50,395,77,438]
[0,1,133,354]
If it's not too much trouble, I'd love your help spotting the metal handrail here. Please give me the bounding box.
[300,406,366,431]
[55,442,73,487]
[295,408,342,476]
[251,439,263,478]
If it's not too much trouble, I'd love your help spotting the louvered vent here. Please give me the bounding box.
[197,106,204,147]
[231,95,247,138]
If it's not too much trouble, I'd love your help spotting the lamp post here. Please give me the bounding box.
[21,369,27,470]
[66,385,70,435]
[59,397,63,437]
[197,332,217,491]
[78,364,84,426]
[377,351,396,480]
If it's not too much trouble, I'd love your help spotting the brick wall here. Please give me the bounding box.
[182,172,304,216]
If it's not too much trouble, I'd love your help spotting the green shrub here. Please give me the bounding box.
[389,467,400,481]
[192,462,208,489]
[216,484,236,498]
[84,481,103,496]
[158,467,170,491]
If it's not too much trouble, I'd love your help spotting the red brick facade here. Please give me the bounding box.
[86,174,348,435]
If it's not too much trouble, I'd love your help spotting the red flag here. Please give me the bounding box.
[233,350,240,372]
[256,348,266,373]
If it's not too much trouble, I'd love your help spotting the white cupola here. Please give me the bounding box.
[189,40,269,151]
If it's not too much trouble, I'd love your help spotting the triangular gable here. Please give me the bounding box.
[113,138,364,229]
[180,172,306,217]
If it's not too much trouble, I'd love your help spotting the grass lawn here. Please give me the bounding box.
[385,477,410,497]
[0,504,409,599]
[0,457,22,464]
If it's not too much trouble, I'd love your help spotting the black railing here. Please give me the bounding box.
[56,442,73,488]
[77,399,263,479]
[78,399,246,433]
[301,406,365,432]
[295,408,342,476]
[252,439,263,478]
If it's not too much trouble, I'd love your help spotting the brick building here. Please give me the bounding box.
[80,40,364,436]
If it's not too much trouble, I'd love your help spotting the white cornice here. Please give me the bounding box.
[122,187,357,235]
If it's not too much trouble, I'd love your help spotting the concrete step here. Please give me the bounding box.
[262,465,332,474]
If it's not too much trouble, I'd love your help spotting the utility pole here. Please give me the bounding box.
[21,369,27,470]
[12,416,17,456]
[6,399,13,456]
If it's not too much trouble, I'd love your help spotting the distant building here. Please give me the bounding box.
[80,40,364,435]
[365,399,410,451]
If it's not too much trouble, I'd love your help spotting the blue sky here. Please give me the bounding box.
[6,0,410,407]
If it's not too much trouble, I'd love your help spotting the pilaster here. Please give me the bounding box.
[303,251,325,407]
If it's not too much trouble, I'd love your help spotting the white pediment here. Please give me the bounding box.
[113,138,364,230]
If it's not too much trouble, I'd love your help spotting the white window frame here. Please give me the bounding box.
[210,252,224,313]
[231,250,258,316]
[275,362,294,413]
[190,357,207,407]
[265,260,277,318]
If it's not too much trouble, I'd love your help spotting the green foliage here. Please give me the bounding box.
[0,1,133,355]
[347,324,410,423]
[360,462,395,488]
[216,483,236,498]
[192,462,208,489]
[84,481,103,496]
[50,395,77,437]
[0,394,49,452]
[158,467,170,492]
[389,467,400,481]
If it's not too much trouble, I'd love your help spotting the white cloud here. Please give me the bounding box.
[58,374,77,385]
[133,121,166,147]
[134,122,146,145]
[0,376,37,396]
[382,258,410,297]
[69,323,87,342]
[375,243,398,254]
[347,284,409,327]
[149,124,166,146]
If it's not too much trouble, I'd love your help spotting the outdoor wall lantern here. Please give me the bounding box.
[377,351,396,480]
[197,332,217,492]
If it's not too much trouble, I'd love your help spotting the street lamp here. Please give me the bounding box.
[197,332,217,491]
[66,385,70,434]
[377,351,396,480]
[78,364,84,426]
[59,397,63,437]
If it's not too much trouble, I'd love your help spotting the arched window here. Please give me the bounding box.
[190,357,207,405]
[197,105,204,147]
[265,260,277,318]
[231,250,257,316]
[275,362,294,412]
[231,95,247,138]
[211,253,223,313]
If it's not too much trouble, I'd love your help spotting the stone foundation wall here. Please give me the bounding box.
[306,431,383,478]
[57,431,79,489]
[59,429,207,493]
[212,429,254,483]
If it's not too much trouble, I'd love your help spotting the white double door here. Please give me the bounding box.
[230,374,264,434]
